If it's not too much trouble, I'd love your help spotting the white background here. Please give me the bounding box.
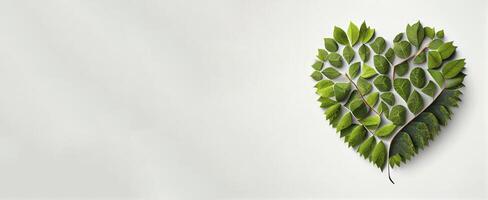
[0,0,487,199]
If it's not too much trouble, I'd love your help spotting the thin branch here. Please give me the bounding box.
[344,74,380,115]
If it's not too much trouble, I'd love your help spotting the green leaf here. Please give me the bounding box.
[393,33,403,42]
[375,123,397,137]
[445,73,466,89]
[370,141,386,170]
[360,114,381,129]
[358,136,376,158]
[324,38,339,52]
[348,62,361,78]
[424,26,435,39]
[442,59,466,79]
[357,77,372,94]
[325,103,341,120]
[429,39,443,50]
[438,41,456,59]
[322,67,341,79]
[315,79,334,89]
[359,44,371,62]
[436,30,444,38]
[345,125,367,147]
[327,52,343,68]
[333,26,349,45]
[366,92,379,107]
[422,81,437,97]
[317,49,328,61]
[428,69,445,87]
[413,50,426,64]
[312,60,323,71]
[373,55,390,74]
[389,132,416,166]
[336,112,353,132]
[406,21,425,48]
[370,37,386,54]
[311,71,323,81]
[395,62,409,76]
[359,22,375,43]
[427,51,442,69]
[393,41,412,59]
[319,97,337,108]
[404,122,430,150]
[349,99,369,119]
[347,22,360,46]
[410,67,427,88]
[334,82,351,101]
[378,101,389,118]
[380,92,395,106]
[389,154,402,167]
[394,78,411,101]
[389,105,407,125]
[316,85,334,98]
[360,63,377,79]
[373,75,392,92]
[385,48,395,63]
[407,90,424,114]
[343,45,355,64]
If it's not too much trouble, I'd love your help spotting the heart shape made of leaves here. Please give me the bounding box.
[310,21,465,182]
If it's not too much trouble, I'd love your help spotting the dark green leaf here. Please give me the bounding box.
[389,105,407,125]
[410,67,427,88]
[324,38,338,52]
[317,49,328,61]
[319,97,337,108]
[394,78,411,101]
[393,41,412,59]
[373,75,392,92]
[334,82,351,101]
[322,67,341,79]
[438,41,456,59]
[359,44,371,62]
[393,33,403,42]
[343,45,355,64]
[327,52,343,68]
[406,21,425,48]
[424,26,435,39]
[422,81,437,97]
[345,125,367,147]
[429,39,443,50]
[413,51,426,64]
[404,122,430,150]
[357,77,372,94]
[325,103,341,120]
[445,73,466,89]
[311,71,323,81]
[436,30,444,38]
[312,60,323,70]
[348,62,361,78]
[358,136,376,158]
[407,90,424,114]
[349,99,369,119]
[389,132,416,166]
[380,92,395,105]
[379,101,389,118]
[333,26,349,45]
[427,51,442,69]
[395,62,409,76]
[428,69,445,86]
[370,37,386,54]
[442,59,465,79]
[385,48,395,63]
[373,55,390,74]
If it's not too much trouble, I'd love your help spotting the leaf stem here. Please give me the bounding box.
[392,46,428,80]
[344,73,380,115]
[387,163,395,184]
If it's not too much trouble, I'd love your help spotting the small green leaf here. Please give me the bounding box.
[424,26,435,39]
[336,112,353,132]
[438,41,456,59]
[407,90,424,114]
[379,101,390,118]
[445,73,466,89]
[334,82,351,101]
[327,52,343,68]
[317,49,328,61]
[315,79,334,89]
[375,124,397,137]
[360,114,381,129]
[389,154,402,167]
[422,81,437,97]
[345,125,367,147]
[312,60,323,71]
[347,22,360,46]
[319,97,337,108]
[428,69,445,87]
[442,59,465,79]
[410,67,427,88]
[406,21,425,48]
[427,51,442,69]
[358,136,376,158]
[360,63,377,79]
[333,26,349,45]
[373,75,392,92]
[389,105,407,125]
[380,92,395,106]
[311,71,323,81]
[393,41,412,59]
[316,85,334,98]
[393,33,403,42]
[394,78,411,101]
[413,51,426,64]
[389,132,416,165]
[324,38,339,52]
[366,92,379,107]
[343,45,355,64]
[429,39,443,50]
[385,48,395,63]
[373,55,390,74]
[348,62,361,78]
[370,37,386,54]
[359,44,371,62]
[349,99,369,119]
[436,30,444,38]
[322,67,341,79]
[358,77,372,94]
[395,62,409,76]
[360,23,375,43]
[325,103,341,120]
[370,141,386,170]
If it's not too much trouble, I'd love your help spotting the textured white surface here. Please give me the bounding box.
[0,0,487,199]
